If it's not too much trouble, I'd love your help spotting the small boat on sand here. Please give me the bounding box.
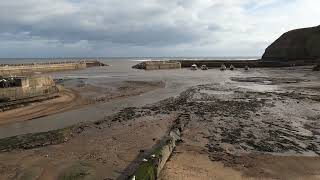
[200,65,208,70]
[220,64,227,71]
[313,65,320,71]
[191,64,198,70]
[244,65,249,71]
[229,65,235,71]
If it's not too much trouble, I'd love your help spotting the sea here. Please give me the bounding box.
[0,56,260,64]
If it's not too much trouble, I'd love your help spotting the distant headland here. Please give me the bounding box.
[262,25,320,62]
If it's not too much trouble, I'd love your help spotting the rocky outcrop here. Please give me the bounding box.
[262,25,320,61]
[313,65,320,71]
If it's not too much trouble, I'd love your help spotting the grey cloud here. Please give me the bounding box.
[0,0,319,57]
[0,0,212,47]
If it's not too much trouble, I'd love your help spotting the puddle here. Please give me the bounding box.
[200,89,234,95]
[238,84,278,92]
[263,81,273,84]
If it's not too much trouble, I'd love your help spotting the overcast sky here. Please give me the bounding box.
[0,0,319,58]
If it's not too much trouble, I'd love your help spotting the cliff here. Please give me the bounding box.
[262,25,320,61]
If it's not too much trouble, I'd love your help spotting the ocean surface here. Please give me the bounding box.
[0,56,260,64]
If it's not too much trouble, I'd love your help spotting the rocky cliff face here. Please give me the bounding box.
[262,25,320,61]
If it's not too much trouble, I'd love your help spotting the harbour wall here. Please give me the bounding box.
[0,76,59,109]
[132,61,181,70]
[0,60,105,76]
[176,59,317,68]
[133,59,318,70]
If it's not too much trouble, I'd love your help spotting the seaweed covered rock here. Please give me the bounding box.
[262,25,320,61]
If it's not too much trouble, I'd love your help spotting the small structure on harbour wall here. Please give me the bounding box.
[0,76,59,105]
[132,61,181,70]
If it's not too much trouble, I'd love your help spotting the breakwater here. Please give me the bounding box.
[177,59,317,68]
[178,59,317,68]
[132,61,181,70]
[133,59,318,70]
[0,60,106,76]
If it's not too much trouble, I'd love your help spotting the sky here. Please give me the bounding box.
[0,0,319,58]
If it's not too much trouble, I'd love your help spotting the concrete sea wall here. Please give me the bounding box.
[0,60,106,76]
[0,76,59,109]
[132,61,181,70]
[133,59,318,70]
[0,62,86,76]
[176,60,318,68]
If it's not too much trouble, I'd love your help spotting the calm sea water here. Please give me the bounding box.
[0,57,260,64]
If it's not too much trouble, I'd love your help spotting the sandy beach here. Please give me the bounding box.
[0,80,164,125]
[0,64,319,179]
[1,0,320,179]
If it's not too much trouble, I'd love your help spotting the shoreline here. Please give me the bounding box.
[0,89,85,125]
[0,80,165,126]
[0,66,320,179]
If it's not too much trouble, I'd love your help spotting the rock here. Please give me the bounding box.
[262,25,320,61]
[313,65,320,71]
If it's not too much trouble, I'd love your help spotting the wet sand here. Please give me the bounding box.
[0,80,164,125]
[0,64,232,138]
[159,67,320,180]
[0,114,175,180]
[0,65,320,179]
[0,89,84,125]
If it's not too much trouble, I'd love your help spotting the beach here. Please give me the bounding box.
[0,59,319,179]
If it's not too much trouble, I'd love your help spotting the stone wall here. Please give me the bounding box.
[132,61,181,70]
[0,62,87,76]
[0,76,58,102]
[145,61,181,70]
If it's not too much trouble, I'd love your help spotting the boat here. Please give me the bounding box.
[244,65,250,71]
[313,65,320,71]
[220,64,227,71]
[191,64,198,70]
[230,65,235,71]
[200,65,208,70]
